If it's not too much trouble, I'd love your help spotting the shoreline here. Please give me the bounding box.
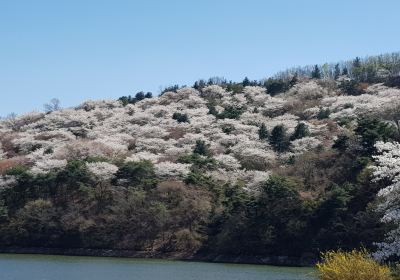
[0,247,316,267]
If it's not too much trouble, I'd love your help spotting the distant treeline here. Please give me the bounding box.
[152,51,400,98]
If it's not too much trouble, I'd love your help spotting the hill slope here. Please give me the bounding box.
[1,58,400,263]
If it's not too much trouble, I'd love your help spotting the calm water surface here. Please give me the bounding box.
[0,254,315,280]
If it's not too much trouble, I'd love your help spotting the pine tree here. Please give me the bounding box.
[258,123,269,140]
[334,63,341,80]
[135,91,145,101]
[269,125,289,152]
[242,77,250,87]
[290,123,310,141]
[289,73,298,87]
[193,140,211,156]
[311,65,321,79]
[353,57,363,81]
[353,57,361,68]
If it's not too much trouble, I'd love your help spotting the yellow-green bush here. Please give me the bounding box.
[316,249,392,280]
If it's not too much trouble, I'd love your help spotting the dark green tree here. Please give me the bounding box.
[290,123,310,141]
[135,91,145,101]
[254,175,307,254]
[317,108,330,120]
[193,140,211,156]
[242,77,250,87]
[353,57,361,68]
[311,65,321,79]
[217,105,244,120]
[352,57,363,81]
[339,80,364,96]
[115,160,157,187]
[289,73,298,87]
[269,125,289,152]
[355,118,396,155]
[334,64,341,80]
[332,134,350,152]
[264,78,290,96]
[172,112,189,123]
[258,123,269,140]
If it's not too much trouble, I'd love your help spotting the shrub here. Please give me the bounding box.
[317,108,331,120]
[221,124,235,134]
[172,112,189,123]
[339,80,365,96]
[193,140,211,157]
[264,78,290,96]
[217,105,245,120]
[384,75,400,88]
[118,91,153,105]
[317,249,392,280]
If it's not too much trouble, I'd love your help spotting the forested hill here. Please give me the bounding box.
[0,52,400,263]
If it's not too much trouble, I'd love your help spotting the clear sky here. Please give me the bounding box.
[1,0,399,116]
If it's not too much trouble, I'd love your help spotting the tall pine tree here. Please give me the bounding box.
[334,64,341,80]
[311,65,321,79]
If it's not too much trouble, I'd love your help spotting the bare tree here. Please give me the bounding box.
[44,98,61,113]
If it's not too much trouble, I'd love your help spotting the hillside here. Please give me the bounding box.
[1,53,400,263]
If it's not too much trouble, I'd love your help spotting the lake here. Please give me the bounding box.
[0,254,316,280]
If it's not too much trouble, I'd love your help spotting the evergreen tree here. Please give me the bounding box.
[264,78,290,96]
[135,91,145,101]
[242,77,250,87]
[353,57,361,68]
[172,112,189,123]
[269,125,289,152]
[311,65,321,79]
[289,73,298,87]
[317,108,331,119]
[290,123,310,141]
[332,134,350,152]
[334,64,341,80]
[342,67,348,76]
[193,140,211,156]
[352,57,363,81]
[355,118,397,155]
[258,123,269,140]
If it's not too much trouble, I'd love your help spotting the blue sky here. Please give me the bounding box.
[1,0,399,116]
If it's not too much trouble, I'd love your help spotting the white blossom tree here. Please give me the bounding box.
[86,162,119,181]
[371,141,400,261]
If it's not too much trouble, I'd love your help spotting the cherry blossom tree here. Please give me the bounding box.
[154,161,191,178]
[371,141,400,261]
[0,143,5,160]
[86,162,119,181]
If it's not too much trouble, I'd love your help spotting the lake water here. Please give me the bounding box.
[0,254,316,280]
